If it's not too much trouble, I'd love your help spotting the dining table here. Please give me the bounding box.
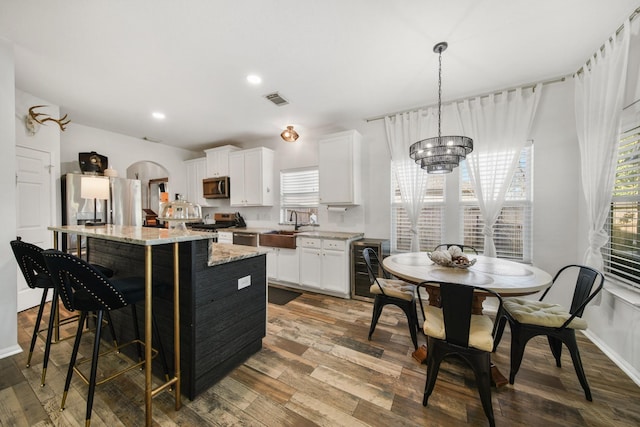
[382,252,553,386]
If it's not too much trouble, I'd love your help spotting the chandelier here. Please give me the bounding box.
[409,42,473,173]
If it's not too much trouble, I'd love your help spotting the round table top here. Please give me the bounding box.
[383,253,552,295]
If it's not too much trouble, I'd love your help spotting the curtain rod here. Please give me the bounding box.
[364,76,566,123]
[575,6,640,76]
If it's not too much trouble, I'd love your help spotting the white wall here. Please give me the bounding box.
[60,123,198,208]
[0,38,20,358]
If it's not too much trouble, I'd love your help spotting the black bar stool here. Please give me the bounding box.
[42,249,169,426]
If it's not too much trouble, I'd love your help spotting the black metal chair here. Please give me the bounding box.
[492,264,604,401]
[433,243,479,255]
[42,249,169,426]
[363,248,419,350]
[10,238,118,387]
[421,281,502,427]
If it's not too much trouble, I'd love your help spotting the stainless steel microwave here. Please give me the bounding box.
[203,176,230,199]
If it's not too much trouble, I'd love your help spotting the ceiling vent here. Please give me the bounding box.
[264,92,289,106]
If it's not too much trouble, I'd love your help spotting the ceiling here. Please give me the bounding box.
[1,1,638,152]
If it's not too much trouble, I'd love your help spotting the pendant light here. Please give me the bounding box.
[409,42,473,173]
[280,125,299,142]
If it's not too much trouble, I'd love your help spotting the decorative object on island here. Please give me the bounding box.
[280,125,299,142]
[158,194,202,230]
[26,105,70,134]
[409,42,473,174]
[80,176,110,226]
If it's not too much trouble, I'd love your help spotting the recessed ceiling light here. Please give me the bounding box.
[246,74,262,85]
[152,111,166,120]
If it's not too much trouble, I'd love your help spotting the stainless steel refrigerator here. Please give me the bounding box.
[61,173,142,251]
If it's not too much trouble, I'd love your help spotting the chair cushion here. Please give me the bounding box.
[422,305,495,352]
[370,278,414,301]
[503,297,588,330]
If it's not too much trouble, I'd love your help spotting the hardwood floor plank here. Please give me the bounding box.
[3,290,640,426]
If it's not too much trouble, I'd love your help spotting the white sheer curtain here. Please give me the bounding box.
[384,109,437,251]
[453,86,542,257]
[575,19,631,272]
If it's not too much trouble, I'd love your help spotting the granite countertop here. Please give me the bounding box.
[295,230,364,240]
[221,227,363,241]
[48,224,214,246]
[208,242,266,266]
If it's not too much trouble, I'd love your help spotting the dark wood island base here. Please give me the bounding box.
[87,238,267,400]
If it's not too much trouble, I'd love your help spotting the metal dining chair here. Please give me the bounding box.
[363,247,419,350]
[492,264,604,401]
[421,281,502,427]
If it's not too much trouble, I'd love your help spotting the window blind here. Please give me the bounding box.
[459,145,533,261]
[605,121,640,287]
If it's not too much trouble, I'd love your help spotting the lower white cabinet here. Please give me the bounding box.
[265,247,299,284]
[299,237,350,298]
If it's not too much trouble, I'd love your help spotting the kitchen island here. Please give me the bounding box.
[49,225,267,406]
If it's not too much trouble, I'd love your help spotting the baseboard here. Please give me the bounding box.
[582,329,640,387]
[0,344,22,360]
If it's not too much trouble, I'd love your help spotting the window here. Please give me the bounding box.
[280,168,319,226]
[460,145,533,261]
[391,173,444,252]
[391,144,532,261]
[605,118,640,288]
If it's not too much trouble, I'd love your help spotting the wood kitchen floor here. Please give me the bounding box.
[2,290,640,426]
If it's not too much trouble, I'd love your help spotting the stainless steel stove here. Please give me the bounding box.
[188,212,245,232]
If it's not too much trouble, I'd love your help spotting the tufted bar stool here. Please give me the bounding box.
[42,249,169,426]
[10,238,118,387]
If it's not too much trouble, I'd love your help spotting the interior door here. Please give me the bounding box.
[15,146,53,312]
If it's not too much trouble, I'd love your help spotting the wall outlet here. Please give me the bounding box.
[238,275,251,290]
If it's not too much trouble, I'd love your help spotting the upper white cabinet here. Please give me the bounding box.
[204,145,240,177]
[318,130,362,206]
[184,157,207,206]
[229,147,274,206]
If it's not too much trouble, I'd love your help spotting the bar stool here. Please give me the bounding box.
[10,238,118,386]
[42,249,169,426]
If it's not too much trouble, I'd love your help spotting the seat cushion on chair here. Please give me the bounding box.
[370,278,414,301]
[422,305,494,352]
[503,297,588,330]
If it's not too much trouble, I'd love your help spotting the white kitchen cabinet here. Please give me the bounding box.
[229,147,274,206]
[298,237,350,298]
[318,130,362,206]
[184,157,208,206]
[204,145,240,177]
[265,247,299,284]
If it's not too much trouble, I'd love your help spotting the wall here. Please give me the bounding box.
[60,123,198,213]
[0,38,20,358]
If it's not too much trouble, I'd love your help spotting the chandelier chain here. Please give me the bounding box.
[437,49,442,139]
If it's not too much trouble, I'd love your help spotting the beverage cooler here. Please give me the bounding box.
[350,239,390,302]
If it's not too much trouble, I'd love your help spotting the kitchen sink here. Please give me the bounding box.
[259,230,299,249]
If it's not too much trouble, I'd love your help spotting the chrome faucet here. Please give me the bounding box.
[289,210,300,231]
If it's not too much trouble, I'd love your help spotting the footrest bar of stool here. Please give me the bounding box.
[73,339,158,387]
[151,376,178,398]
